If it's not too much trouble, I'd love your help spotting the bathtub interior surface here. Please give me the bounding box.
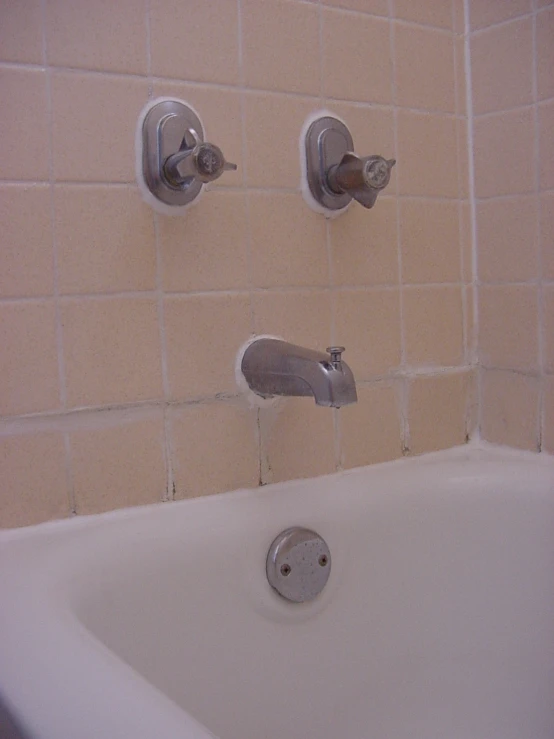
[1,446,554,739]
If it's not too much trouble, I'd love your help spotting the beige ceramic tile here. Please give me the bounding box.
[544,374,554,454]
[153,82,243,187]
[457,118,469,200]
[0,432,69,528]
[470,0,531,29]
[465,285,477,363]
[400,199,461,284]
[171,401,259,498]
[545,286,554,373]
[243,93,315,188]
[330,198,398,286]
[340,382,402,469]
[537,0,554,7]
[397,111,458,197]
[460,201,473,282]
[0,185,54,298]
[46,0,147,74]
[477,197,538,282]
[334,288,401,379]
[260,397,336,483]
[150,0,239,84]
[539,101,554,192]
[62,297,163,408]
[453,0,465,33]
[393,0,454,28]
[242,0,320,95]
[479,285,538,371]
[164,294,251,400]
[404,286,464,366]
[322,0,388,14]
[538,11,554,101]
[481,368,539,450]
[0,68,49,181]
[0,0,43,63]
[71,415,166,514]
[322,9,392,103]
[473,108,534,198]
[51,73,148,182]
[455,37,466,117]
[541,192,554,280]
[0,302,60,416]
[252,290,332,349]
[471,19,533,115]
[249,192,328,288]
[394,24,455,113]
[408,372,470,454]
[55,186,156,294]
[159,191,249,292]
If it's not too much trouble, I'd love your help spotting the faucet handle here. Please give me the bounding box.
[327,153,396,209]
[326,346,346,368]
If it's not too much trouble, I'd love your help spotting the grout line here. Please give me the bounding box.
[473,101,540,120]
[469,10,535,36]
[388,0,409,453]
[463,0,480,438]
[531,3,545,452]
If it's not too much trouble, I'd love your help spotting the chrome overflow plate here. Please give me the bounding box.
[266,527,331,603]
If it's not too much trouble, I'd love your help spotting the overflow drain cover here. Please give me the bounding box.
[266,527,331,603]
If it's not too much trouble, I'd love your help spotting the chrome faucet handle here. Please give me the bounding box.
[327,153,396,209]
[163,128,237,187]
[326,346,346,369]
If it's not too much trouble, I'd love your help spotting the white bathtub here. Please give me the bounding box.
[1,443,553,739]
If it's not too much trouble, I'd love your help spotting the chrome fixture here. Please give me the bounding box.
[304,114,395,211]
[241,338,357,408]
[139,98,236,208]
[266,528,331,603]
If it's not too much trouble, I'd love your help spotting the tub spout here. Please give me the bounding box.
[241,339,357,408]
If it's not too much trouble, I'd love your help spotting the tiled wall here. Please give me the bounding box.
[469,0,554,452]
[0,0,474,528]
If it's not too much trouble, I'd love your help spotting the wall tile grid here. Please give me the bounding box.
[470,0,554,452]
[0,0,473,527]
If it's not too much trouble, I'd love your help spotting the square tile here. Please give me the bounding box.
[400,199,461,284]
[322,0,388,14]
[322,9,392,103]
[473,108,534,197]
[260,397,336,483]
[340,382,402,469]
[249,192,328,288]
[544,374,554,454]
[471,18,533,114]
[0,302,60,416]
[408,371,470,454]
[397,111,458,197]
[55,186,157,294]
[541,192,554,280]
[0,185,54,298]
[393,0,454,29]
[71,414,166,514]
[252,290,332,349]
[164,293,251,400]
[545,286,554,373]
[334,288,401,379]
[476,197,538,282]
[150,0,239,84]
[479,285,538,371]
[243,93,315,188]
[51,73,148,182]
[481,368,539,450]
[0,432,69,528]
[394,24,455,112]
[242,0,320,95]
[469,0,531,30]
[45,0,148,74]
[171,401,259,498]
[61,297,163,408]
[0,0,43,63]
[0,68,49,180]
[158,191,249,292]
[539,101,554,191]
[404,286,464,366]
[330,198,398,286]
